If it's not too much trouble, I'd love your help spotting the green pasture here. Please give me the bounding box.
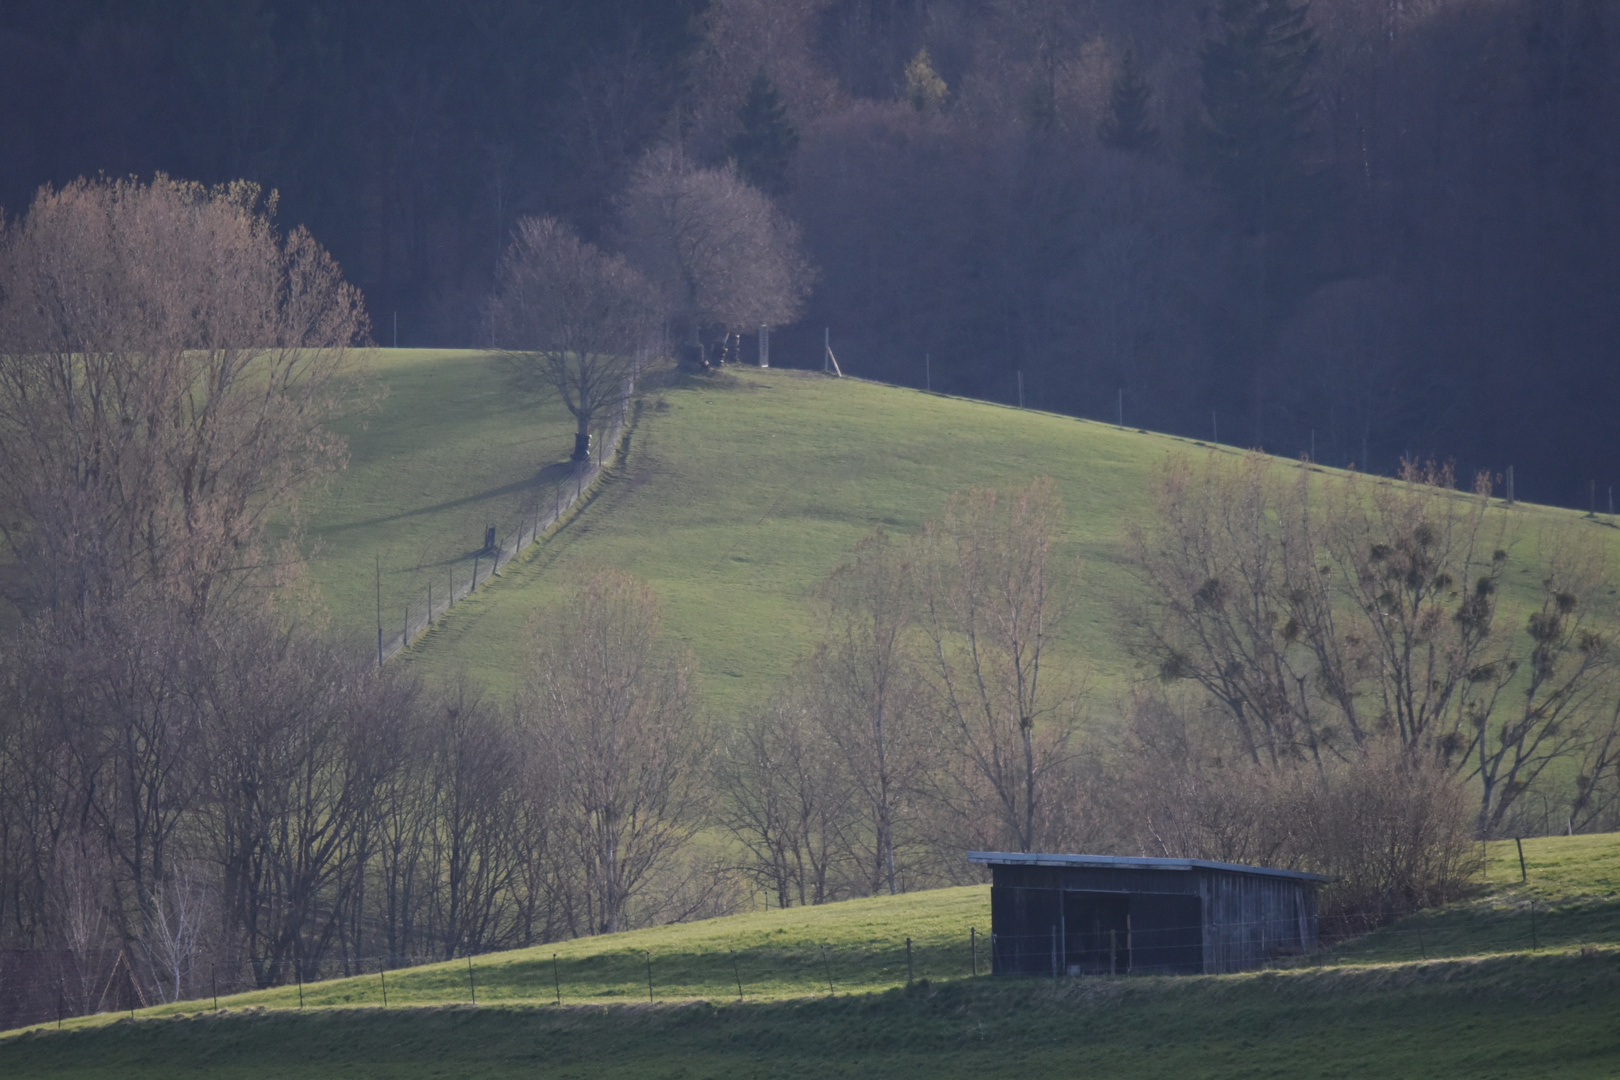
[303,353,1620,720]
[295,348,581,653]
[6,833,1620,1078]
[1332,831,1620,965]
[395,362,1179,710]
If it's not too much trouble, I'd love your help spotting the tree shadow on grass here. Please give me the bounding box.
[321,460,580,535]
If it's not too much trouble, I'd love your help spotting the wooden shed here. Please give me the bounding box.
[968,852,1327,976]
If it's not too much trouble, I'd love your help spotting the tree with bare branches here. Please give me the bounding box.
[800,530,932,896]
[714,693,851,908]
[1126,452,1617,833]
[0,175,368,623]
[488,216,661,461]
[617,147,812,368]
[914,477,1085,854]
[519,570,707,934]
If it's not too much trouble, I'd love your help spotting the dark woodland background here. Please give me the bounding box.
[1,0,1615,506]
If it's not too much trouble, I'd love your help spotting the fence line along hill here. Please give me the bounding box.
[301,353,1620,717]
[4,833,1619,1078]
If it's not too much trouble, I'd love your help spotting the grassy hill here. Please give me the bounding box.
[303,353,1620,716]
[293,348,581,653]
[4,834,1619,1078]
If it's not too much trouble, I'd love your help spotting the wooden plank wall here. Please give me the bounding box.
[1200,871,1317,973]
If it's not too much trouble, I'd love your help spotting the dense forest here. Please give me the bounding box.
[0,0,1614,498]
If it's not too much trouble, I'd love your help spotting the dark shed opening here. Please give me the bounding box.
[970,852,1328,976]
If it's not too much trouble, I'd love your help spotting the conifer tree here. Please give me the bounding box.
[728,68,799,197]
[1099,42,1159,154]
[1195,0,1320,232]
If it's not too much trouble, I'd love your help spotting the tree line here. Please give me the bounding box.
[3,0,1616,505]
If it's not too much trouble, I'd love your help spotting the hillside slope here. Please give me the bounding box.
[303,354,1620,718]
[5,834,1619,1078]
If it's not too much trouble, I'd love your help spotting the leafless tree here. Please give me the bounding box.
[715,692,853,908]
[1126,451,1617,834]
[617,147,812,368]
[1108,686,1479,925]
[199,620,402,987]
[0,175,368,623]
[800,530,932,896]
[914,478,1085,854]
[520,569,707,935]
[1124,453,1350,766]
[421,685,533,958]
[488,216,660,461]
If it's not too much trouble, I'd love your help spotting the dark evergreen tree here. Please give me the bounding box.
[728,67,799,197]
[1195,0,1319,232]
[1099,42,1159,154]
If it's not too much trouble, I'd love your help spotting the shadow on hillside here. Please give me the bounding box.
[321,461,578,535]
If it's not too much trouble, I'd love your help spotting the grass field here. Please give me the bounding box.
[294,348,581,654]
[5,834,1619,1078]
[306,354,1620,718]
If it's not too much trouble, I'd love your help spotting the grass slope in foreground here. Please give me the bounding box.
[5,834,1619,1078]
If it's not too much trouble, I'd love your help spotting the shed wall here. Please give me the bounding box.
[1200,871,1318,973]
[986,863,1319,976]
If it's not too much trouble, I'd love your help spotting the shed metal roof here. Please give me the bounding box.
[966,851,1331,884]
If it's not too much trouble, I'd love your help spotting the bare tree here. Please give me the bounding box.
[519,569,706,935]
[488,216,660,461]
[801,530,932,896]
[715,692,853,908]
[1109,685,1479,925]
[1126,451,1617,834]
[914,478,1084,853]
[421,685,532,959]
[0,175,368,622]
[1124,453,1350,766]
[617,147,812,368]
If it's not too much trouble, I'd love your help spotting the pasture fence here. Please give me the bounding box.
[373,369,639,666]
[1,903,1607,1031]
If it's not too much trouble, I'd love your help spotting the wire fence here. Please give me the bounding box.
[1,932,989,1028]
[373,370,639,666]
[5,899,1612,1031]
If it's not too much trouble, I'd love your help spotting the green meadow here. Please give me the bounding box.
[5,834,1619,1078]
[305,352,1620,717]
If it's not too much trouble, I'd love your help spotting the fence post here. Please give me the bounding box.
[906,937,913,987]
[646,951,654,1003]
[731,950,743,1001]
[553,953,560,1005]
[469,957,476,1004]
[820,945,835,995]
[971,926,977,976]
[1516,837,1528,882]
